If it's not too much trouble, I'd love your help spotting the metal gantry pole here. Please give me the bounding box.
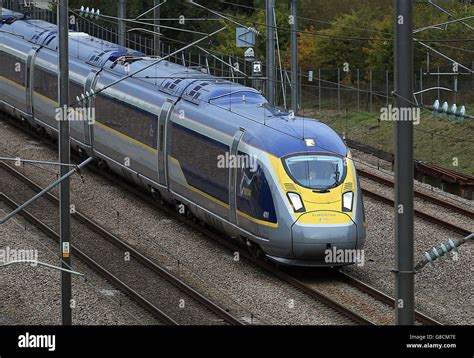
[154,0,161,56]
[118,0,126,48]
[12,0,19,12]
[394,0,414,326]
[266,0,275,106]
[290,0,298,113]
[420,67,423,105]
[58,0,72,326]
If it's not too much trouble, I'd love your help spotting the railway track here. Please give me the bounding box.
[335,272,441,326]
[80,160,444,326]
[358,170,472,237]
[0,117,447,325]
[0,162,246,326]
[287,268,443,326]
[0,155,373,325]
[358,167,474,220]
[348,138,473,200]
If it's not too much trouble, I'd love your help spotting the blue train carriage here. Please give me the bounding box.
[0,8,366,267]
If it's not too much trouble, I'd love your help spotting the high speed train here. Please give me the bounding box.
[0,8,365,266]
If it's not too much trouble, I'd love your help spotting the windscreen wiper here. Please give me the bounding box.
[313,189,330,194]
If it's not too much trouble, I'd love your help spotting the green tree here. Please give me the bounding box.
[298,6,386,81]
[365,14,393,71]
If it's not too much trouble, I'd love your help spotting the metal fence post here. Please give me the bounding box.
[318,68,321,109]
[266,0,276,105]
[118,0,126,48]
[299,67,302,110]
[357,69,360,112]
[437,66,440,101]
[337,68,341,111]
[420,67,423,105]
[290,0,299,113]
[369,68,373,112]
[154,0,160,56]
[221,55,224,77]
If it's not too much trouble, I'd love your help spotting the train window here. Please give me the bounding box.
[34,67,58,100]
[283,154,347,191]
[159,124,165,151]
[95,93,157,149]
[236,153,277,224]
[0,51,26,86]
[33,66,83,104]
[171,123,229,204]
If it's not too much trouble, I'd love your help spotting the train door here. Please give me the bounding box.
[26,47,40,122]
[84,69,100,152]
[229,127,246,224]
[157,99,174,188]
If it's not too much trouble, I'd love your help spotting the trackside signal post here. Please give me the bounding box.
[58,0,72,325]
[290,0,298,113]
[393,0,415,325]
[154,0,160,56]
[266,0,275,106]
[118,0,126,48]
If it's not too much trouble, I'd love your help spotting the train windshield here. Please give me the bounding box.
[283,154,346,190]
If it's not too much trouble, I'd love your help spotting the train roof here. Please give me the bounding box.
[1,9,144,62]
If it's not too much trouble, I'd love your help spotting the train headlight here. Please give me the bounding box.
[287,192,305,213]
[342,191,354,212]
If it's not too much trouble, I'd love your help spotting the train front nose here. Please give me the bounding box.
[291,211,359,266]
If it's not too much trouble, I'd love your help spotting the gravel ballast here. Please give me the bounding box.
[0,201,159,325]
[0,120,355,325]
[0,118,471,325]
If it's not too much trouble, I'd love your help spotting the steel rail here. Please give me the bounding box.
[0,115,447,326]
[0,192,178,325]
[0,163,245,326]
[337,271,442,326]
[361,188,471,237]
[358,168,474,219]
